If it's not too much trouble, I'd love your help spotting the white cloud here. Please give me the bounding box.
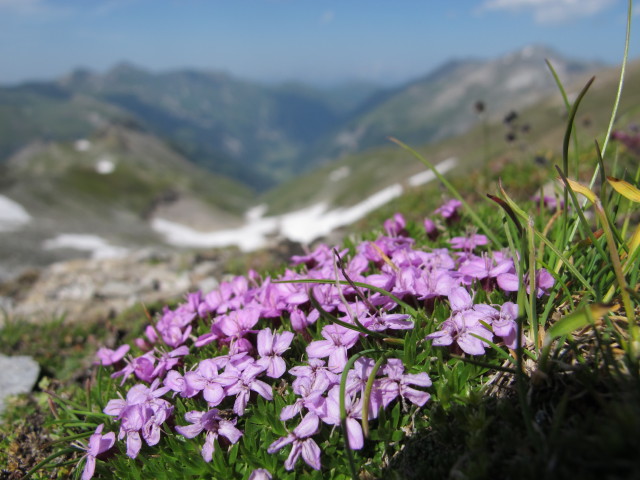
[481,0,617,24]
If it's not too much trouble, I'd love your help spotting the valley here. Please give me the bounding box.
[1,46,637,282]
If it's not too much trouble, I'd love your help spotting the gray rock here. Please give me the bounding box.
[0,354,40,416]
[1,247,236,325]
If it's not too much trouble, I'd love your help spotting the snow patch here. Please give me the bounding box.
[407,157,457,187]
[335,126,366,150]
[520,45,535,58]
[42,234,128,259]
[282,183,403,244]
[328,166,350,182]
[0,195,31,232]
[74,139,91,152]
[245,204,268,222]
[505,69,537,91]
[95,155,116,174]
[152,217,277,252]
[153,159,456,251]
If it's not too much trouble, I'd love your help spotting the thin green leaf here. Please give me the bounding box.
[544,303,611,347]
[388,136,501,247]
[487,194,523,236]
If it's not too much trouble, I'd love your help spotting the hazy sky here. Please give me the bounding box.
[0,0,637,86]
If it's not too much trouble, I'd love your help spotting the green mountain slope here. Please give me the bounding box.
[262,58,640,216]
[0,125,253,278]
[0,46,601,193]
[0,82,135,160]
[57,64,355,189]
[309,46,602,164]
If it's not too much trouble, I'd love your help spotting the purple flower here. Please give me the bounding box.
[362,312,414,331]
[448,287,474,314]
[425,289,494,356]
[291,244,335,268]
[217,362,272,416]
[414,269,457,301]
[256,328,295,378]
[458,253,514,288]
[496,272,519,293]
[152,345,189,379]
[534,269,555,297]
[111,351,156,385]
[218,307,261,339]
[155,306,194,347]
[306,324,361,373]
[531,193,563,211]
[175,409,242,462]
[421,248,456,270]
[378,359,432,407]
[289,358,340,387]
[426,310,494,355]
[491,302,521,349]
[384,213,407,237]
[95,345,129,366]
[423,217,438,240]
[281,375,330,421]
[184,359,226,406]
[322,386,365,450]
[497,268,554,297]
[79,424,115,480]
[103,380,173,458]
[435,199,462,221]
[346,357,377,392]
[164,369,198,398]
[248,469,272,480]
[268,413,322,471]
[290,307,320,332]
[449,233,488,251]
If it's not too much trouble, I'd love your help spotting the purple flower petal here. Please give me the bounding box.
[294,413,319,438]
[306,340,335,358]
[201,434,215,463]
[219,420,243,444]
[346,417,364,450]
[300,438,322,470]
[250,379,273,401]
[126,431,142,459]
[284,443,302,471]
[268,434,295,454]
[82,456,96,480]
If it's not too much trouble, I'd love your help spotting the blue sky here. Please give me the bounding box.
[0,0,637,86]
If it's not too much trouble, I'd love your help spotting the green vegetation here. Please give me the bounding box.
[263,56,640,217]
[1,7,640,480]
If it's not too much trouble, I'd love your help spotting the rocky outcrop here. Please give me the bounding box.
[0,355,40,416]
[0,248,236,325]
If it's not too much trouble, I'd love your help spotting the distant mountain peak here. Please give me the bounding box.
[109,61,147,75]
[103,62,151,83]
[517,44,559,58]
[498,44,566,65]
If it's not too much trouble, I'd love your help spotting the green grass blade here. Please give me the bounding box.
[597,0,633,162]
[388,136,501,247]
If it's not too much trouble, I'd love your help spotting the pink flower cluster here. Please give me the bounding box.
[87,202,553,477]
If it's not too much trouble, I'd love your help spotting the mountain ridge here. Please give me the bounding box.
[0,45,603,191]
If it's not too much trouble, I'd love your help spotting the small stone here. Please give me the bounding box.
[0,354,40,416]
